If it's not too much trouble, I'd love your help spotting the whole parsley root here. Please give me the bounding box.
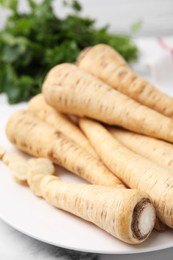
[43,63,173,143]
[28,173,155,244]
[77,44,173,117]
[79,118,173,229]
[6,110,123,187]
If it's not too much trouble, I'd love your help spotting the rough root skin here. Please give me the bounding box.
[43,63,173,143]
[77,44,173,117]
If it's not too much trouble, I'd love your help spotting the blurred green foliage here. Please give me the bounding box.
[0,0,138,103]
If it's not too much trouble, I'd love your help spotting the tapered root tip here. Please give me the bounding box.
[132,198,156,240]
[76,47,92,65]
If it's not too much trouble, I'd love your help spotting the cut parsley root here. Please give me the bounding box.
[1,151,28,184]
[9,160,29,185]
[6,110,123,187]
[3,152,25,166]
[28,173,155,244]
[0,150,55,185]
[43,63,173,143]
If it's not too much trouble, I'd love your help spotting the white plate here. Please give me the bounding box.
[0,95,173,254]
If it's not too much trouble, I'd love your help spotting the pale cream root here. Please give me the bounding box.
[28,173,155,245]
[6,110,59,158]
[42,63,173,143]
[79,118,173,228]
[6,110,124,187]
[2,151,27,184]
[9,160,29,185]
[28,94,98,158]
[27,170,58,197]
[109,127,173,172]
[27,157,56,190]
[77,44,173,117]
[2,150,55,184]
[3,152,25,166]
[1,150,56,192]
[28,158,55,176]
[26,158,55,194]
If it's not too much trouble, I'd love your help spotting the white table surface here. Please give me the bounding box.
[0,36,173,259]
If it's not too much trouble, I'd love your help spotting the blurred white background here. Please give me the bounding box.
[0,0,173,35]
